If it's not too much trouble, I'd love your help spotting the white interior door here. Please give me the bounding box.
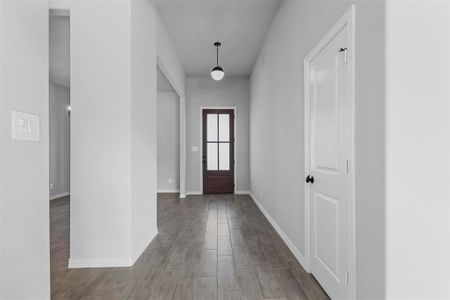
[307,24,351,300]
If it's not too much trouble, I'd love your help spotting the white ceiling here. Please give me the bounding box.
[49,1,281,86]
[157,66,176,92]
[49,15,70,88]
[154,0,282,77]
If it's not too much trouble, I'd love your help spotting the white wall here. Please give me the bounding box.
[0,0,182,295]
[186,77,250,194]
[156,15,186,197]
[130,0,159,262]
[157,92,180,192]
[0,0,51,298]
[250,1,386,298]
[49,0,185,267]
[156,17,186,97]
[49,83,70,199]
[65,1,133,267]
[385,2,450,298]
[49,0,158,267]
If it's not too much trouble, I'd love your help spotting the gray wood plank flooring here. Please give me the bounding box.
[51,194,329,299]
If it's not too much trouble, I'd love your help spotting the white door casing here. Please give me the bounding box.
[156,57,186,198]
[304,6,355,300]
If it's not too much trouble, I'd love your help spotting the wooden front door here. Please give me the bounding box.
[202,109,234,194]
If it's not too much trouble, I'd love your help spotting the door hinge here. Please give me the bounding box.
[345,160,350,174]
[345,270,350,285]
[339,47,348,63]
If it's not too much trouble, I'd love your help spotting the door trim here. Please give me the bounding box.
[199,106,237,194]
[156,57,186,198]
[304,5,356,299]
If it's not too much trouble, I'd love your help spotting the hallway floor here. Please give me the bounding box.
[51,194,329,300]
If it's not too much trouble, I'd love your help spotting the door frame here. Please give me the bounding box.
[157,57,186,198]
[303,5,356,299]
[199,106,237,194]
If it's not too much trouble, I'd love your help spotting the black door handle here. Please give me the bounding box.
[202,155,206,164]
[305,175,314,184]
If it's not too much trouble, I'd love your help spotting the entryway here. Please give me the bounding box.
[49,9,71,202]
[49,10,71,297]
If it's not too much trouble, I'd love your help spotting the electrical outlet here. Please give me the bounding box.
[168,178,173,185]
[50,183,54,189]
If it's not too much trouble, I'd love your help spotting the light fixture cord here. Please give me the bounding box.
[216,45,219,66]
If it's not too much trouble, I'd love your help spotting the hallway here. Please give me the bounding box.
[51,194,328,299]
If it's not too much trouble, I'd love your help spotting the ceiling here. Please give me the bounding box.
[154,0,282,77]
[49,1,281,86]
[157,66,176,92]
[49,15,70,88]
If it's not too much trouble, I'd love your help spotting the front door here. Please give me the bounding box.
[306,22,351,299]
[202,109,234,194]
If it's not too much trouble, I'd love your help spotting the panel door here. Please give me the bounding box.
[307,25,351,300]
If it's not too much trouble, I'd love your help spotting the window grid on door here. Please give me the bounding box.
[206,113,230,171]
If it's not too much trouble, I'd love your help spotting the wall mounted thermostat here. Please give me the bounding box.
[12,111,40,141]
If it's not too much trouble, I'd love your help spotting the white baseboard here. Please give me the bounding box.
[186,191,250,196]
[68,258,133,269]
[131,230,158,264]
[179,193,186,199]
[186,191,202,195]
[235,190,250,195]
[157,189,180,193]
[69,230,158,269]
[249,192,308,271]
[50,192,70,201]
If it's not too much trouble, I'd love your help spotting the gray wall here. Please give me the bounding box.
[68,1,133,265]
[157,92,180,191]
[49,82,70,198]
[385,2,450,297]
[186,77,250,193]
[0,1,50,298]
[49,15,70,88]
[250,1,385,298]
[130,0,160,261]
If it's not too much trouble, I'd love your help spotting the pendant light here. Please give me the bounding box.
[211,42,225,81]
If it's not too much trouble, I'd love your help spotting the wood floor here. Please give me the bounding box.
[51,193,329,300]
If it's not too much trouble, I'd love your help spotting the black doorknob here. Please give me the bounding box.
[305,175,314,184]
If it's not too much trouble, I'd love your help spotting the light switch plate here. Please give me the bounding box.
[191,146,199,152]
[12,111,40,141]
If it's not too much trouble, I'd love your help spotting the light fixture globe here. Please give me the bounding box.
[211,42,225,81]
[211,65,224,81]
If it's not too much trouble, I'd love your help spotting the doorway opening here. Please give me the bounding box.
[157,66,180,196]
[201,108,235,194]
[49,8,70,298]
